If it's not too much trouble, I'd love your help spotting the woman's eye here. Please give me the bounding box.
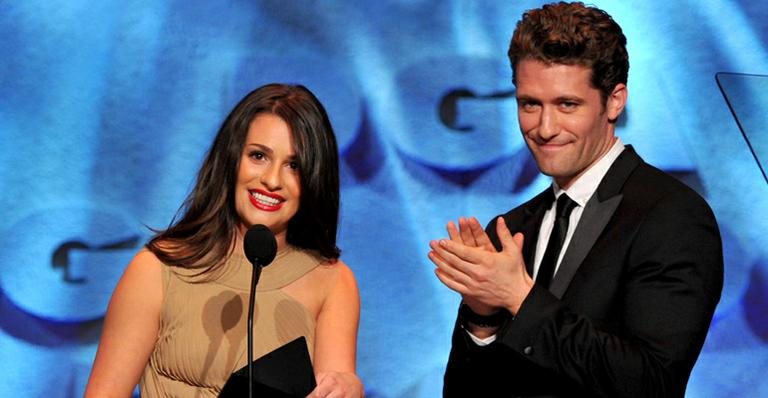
[288,161,300,170]
[250,151,265,160]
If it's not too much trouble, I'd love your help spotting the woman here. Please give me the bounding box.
[85,84,362,397]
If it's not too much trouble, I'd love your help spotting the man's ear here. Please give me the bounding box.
[607,83,627,122]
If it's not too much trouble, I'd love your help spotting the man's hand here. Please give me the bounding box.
[445,217,498,315]
[429,217,533,315]
[447,216,496,253]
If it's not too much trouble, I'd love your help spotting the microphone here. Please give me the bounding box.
[244,224,278,270]
[242,224,277,398]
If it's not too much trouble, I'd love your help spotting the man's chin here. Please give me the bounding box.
[537,165,579,187]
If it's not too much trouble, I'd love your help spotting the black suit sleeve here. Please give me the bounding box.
[445,189,723,397]
[507,191,722,396]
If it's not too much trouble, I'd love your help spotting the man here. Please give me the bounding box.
[427,2,723,397]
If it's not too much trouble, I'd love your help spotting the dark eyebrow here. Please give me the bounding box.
[246,143,273,155]
[516,94,585,104]
[516,94,540,103]
[245,143,298,162]
[556,96,584,103]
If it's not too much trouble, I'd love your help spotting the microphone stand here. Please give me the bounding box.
[247,263,263,398]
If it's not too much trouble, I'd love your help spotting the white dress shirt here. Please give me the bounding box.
[468,138,626,346]
[532,138,626,279]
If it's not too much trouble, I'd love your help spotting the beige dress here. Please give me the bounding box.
[140,246,323,397]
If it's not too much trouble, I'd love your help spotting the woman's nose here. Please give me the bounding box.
[259,163,282,190]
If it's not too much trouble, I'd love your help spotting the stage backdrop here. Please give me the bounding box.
[1,1,766,397]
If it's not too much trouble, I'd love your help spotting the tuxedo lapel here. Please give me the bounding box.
[519,190,553,277]
[492,189,552,277]
[549,146,643,298]
[549,193,621,298]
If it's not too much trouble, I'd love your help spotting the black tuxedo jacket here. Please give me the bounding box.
[444,147,723,397]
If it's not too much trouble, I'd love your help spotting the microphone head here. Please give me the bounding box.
[243,224,278,267]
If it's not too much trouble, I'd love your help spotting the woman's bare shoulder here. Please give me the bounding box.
[116,247,166,293]
[315,258,357,286]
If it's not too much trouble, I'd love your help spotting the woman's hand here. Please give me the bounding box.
[306,371,363,398]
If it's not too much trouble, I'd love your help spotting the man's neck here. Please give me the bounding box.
[555,136,619,190]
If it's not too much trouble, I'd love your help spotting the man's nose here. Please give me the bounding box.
[538,106,558,139]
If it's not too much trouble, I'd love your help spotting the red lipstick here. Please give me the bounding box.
[248,189,285,212]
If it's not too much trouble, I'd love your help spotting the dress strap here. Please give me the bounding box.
[256,246,324,291]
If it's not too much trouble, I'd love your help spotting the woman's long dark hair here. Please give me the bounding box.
[147,83,341,273]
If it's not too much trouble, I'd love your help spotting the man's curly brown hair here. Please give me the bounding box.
[508,1,629,102]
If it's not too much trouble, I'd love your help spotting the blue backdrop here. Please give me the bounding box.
[1,1,766,397]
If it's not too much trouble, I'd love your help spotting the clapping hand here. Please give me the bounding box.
[428,216,532,316]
